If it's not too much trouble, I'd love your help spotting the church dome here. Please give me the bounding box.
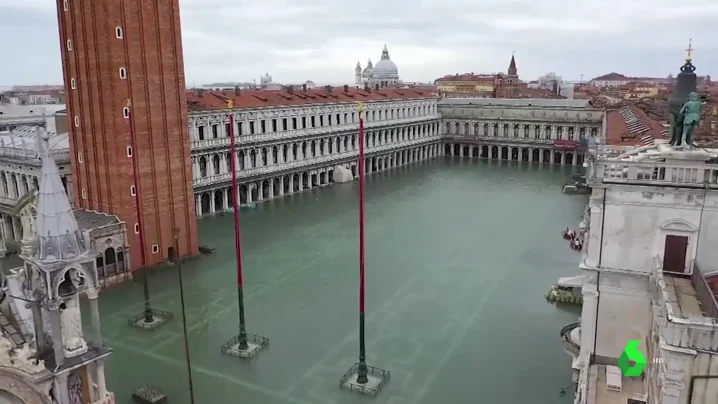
[371,45,399,79]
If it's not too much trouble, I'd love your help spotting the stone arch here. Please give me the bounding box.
[199,156,208,177]
[212,154,220,174]
[659,218,698,232]
[0,367,52,404]
[52,264,97,299]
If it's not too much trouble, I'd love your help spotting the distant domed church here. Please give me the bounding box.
[355,44,401,88]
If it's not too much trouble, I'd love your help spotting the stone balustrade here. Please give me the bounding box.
[650,256,718,352]
[190,114,441,151]
[192,135,442,187]
[589,159,718,189]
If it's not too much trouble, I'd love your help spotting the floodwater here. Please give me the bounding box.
[90,158,583,403]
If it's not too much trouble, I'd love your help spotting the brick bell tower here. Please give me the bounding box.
[55,0,198,270]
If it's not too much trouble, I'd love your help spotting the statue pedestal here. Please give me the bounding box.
[64,337,88,358]
[658,144,713,164]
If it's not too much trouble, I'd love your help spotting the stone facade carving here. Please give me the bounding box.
[0,335,45,375]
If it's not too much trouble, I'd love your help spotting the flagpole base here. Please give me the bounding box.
[127,308,174,330]
[220,334,269,359]
[339,362,390,397]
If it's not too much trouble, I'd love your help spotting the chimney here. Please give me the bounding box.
[234,86,241,96]
[302,84,307,92]
[287,85,294,94]
[343,84,349,93]
[325,85,332,93]
[364,83,370,92]
[375,83,379,90]
[198,88,204,97]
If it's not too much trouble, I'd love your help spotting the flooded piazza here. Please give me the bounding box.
[62,158,584,404]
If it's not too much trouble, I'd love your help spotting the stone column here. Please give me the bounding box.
[577,283,598,368]
[45,299,65,366]
[12,216,21,242]
[195,196,202,217]
[86,288,103,346]
[54,372,71,404]
[209,190,216,214]
[96,360,108,398]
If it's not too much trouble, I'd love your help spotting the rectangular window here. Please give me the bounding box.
[77,152,83,163]
[260,121,266,133]
[70,78,76,89]
[211,124,218,138]
[130,185,136,196]
[238,122,243,136]
[319,116,324,126]
[81,188,87,199]
[292,117,297,129]
[311,116,316,127]
[63,0,69,10]
[126,146,132,157]
[115,27,123,38]
[152,244,159,254]
[249,121,255,134]
[119,68,127,79]
[271,119,277,132]
[123,107,130,118]
[134,223,140,234]
[66,39,72,51]
[198,126,205,140]
[74,116,80,127]
[301,117,306,128]
[282,118,288,131]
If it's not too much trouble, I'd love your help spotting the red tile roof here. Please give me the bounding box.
[186,87,437,112]
[605,105,667,146]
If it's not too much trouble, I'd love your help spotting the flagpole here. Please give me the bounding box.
[221,98,268,358]
[173,227,196,404]
[227,101,248,350]
[356,102,368,384]
[339,101,390,396]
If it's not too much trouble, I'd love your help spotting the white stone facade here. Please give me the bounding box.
[439,98,604,165]
[189,98,442,216]
[570,144,718,404]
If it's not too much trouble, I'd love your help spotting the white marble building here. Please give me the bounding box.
[0,132,114,404]
[188,86,441,216]
[0,105,74,257]
[439,98,605,165]
[567,144,718,404]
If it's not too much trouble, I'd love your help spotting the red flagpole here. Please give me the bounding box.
[356,102,368,383]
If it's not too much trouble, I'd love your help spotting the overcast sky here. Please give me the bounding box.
[1,0,717,87]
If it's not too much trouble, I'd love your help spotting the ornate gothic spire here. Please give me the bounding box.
[34,127,86,264]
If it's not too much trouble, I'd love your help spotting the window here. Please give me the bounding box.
[123,107,130,118]
[77,152,83,163]
[115,27,123,38]
[81,188,87,199]
[130,185,136,196]
[126,146,133,157]
[63,0,68,11]
[70,78,76,89]
[134,223,140,234]
[66,39,72,51]
[74,116,79,127]
[152,244,159,254]
[119,67,127,79]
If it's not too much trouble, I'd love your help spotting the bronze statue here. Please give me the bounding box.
[679,92,702,147]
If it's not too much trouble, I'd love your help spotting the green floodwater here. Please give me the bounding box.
[26,158,588,403]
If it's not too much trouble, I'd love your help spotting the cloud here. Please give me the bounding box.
[0,0,716,86]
